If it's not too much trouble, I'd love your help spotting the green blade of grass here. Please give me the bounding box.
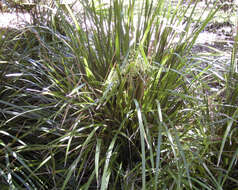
[154,101,163,189]
[134,99,146,190]
[95,138,102,186]
[217,107,238,166]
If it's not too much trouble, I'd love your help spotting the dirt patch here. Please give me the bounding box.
[0,12,32,28]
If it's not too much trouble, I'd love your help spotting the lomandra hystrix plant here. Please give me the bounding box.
[2,0,237,189]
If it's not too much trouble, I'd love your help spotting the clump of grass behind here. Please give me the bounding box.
[2,0,238,189]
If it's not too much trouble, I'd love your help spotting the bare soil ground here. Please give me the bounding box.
[0,12,32,28]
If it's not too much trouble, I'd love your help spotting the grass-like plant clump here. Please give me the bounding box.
[0,0,238,189]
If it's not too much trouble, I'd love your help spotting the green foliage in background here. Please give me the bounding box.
[0,0,238,189]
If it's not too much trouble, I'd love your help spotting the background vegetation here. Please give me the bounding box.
[0,0,238,189]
